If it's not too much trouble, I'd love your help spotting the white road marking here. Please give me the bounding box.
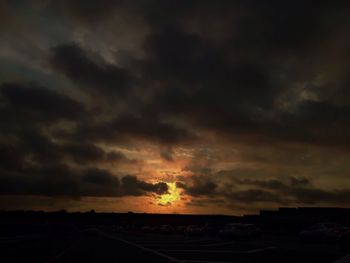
[157,246,277,254]
[96,229,183,263]
[44,243,76,263]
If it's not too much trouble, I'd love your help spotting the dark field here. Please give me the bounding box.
[1,208,350,263]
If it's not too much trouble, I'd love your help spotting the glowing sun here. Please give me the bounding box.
[158,182,181,206]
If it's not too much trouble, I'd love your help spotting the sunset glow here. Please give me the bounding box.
[157,182,181,206]
[1,1,350,215]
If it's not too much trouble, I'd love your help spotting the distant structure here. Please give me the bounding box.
[243,207,350,232]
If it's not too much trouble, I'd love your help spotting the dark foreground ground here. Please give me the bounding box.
[1,208,350,263]
[1,228,347,263]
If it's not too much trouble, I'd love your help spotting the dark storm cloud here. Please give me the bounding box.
[176,175,217,197]
[0,82,101,166]
[233,177,311,190]
[120,175,168,196]
[0,144,23,169]
[112,113,196,145]
[44,0,350,147]
[186,198,225,208]
[48,44,197,146]
[62,143,135,165]
[0,81,144,199]
[0,163,80,196]
[286,188,350,205]
[227,189,282,204]
[59,0,120,23]
[61,142,131,165]
[0,162,168,197]
[2,0,350,210]
[273,100,350,146]
[179,173,350,206]
[50,43,131,98]
[101,0,350,147]
[62,143,107,164]
[82,168,118,185]
[0,83,86,124]
[0,127,129,167]
[57,111,196,146]
[160,148,174,162]
[106,151,131,163]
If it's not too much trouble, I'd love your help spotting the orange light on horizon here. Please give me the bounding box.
[157,182,181,206]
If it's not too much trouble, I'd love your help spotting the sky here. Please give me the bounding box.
[1,0,350,215]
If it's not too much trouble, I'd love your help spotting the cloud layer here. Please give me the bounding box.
[1,0,350,213]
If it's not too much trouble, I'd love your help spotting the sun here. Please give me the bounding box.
[158,182,181,206]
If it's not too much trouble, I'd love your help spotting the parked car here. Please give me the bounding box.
[219,223,261,239]
[184,225,202,236]
[159,224,175,234]
[200,223,221,236]
[299,222,348,242]
[141,225,152,232]
[333,254,350,263]
[339,230,350,251]
[176,225,186,234]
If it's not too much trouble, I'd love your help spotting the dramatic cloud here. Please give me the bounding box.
[50,43,132,99]
[0,163,168,198]
[1,0,350,213]
[176,175,217,197]
[178,172,350,207]
[0,83,86,125]
[120,175,169,196]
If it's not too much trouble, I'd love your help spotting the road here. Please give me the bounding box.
[1,229,346,262]
[47,229,178,263]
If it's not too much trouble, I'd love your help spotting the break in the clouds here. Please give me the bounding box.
[1,0,350,214]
